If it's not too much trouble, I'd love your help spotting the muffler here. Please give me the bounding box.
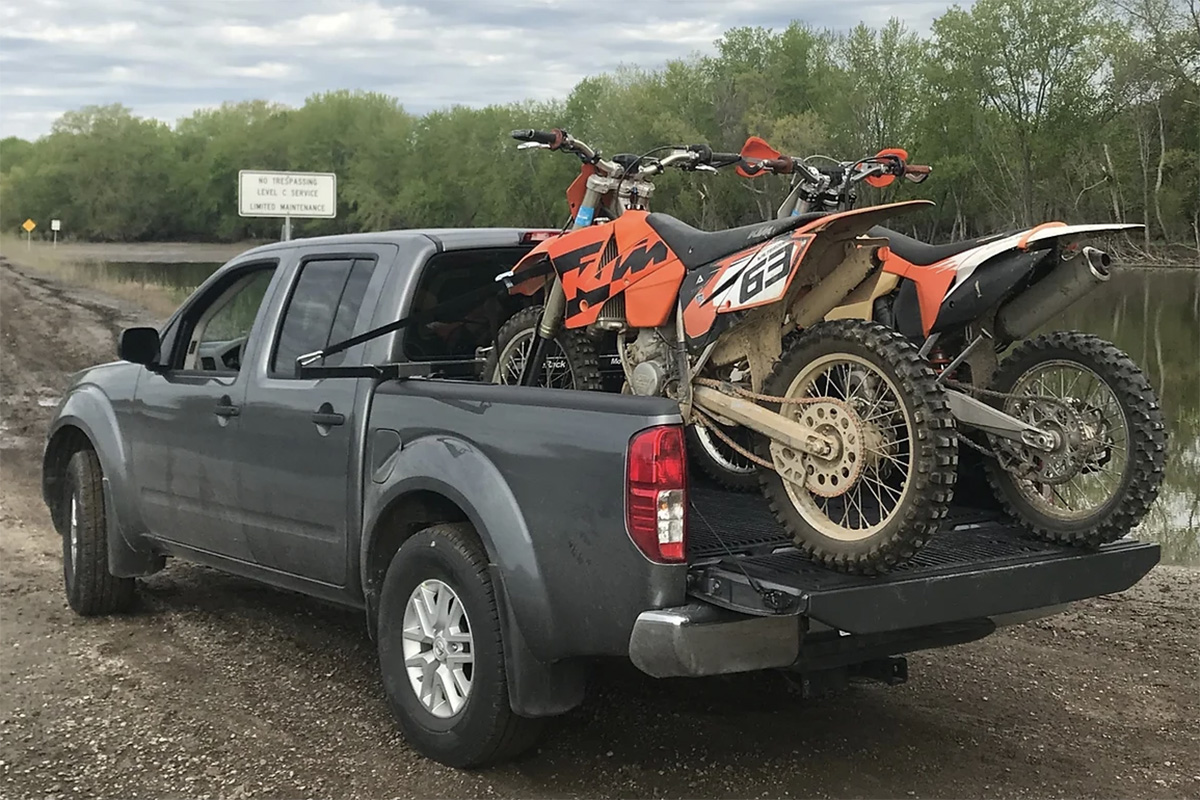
[995,247,1111,342]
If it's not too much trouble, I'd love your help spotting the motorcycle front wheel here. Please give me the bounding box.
[755,320,958,574]
[983,332,1167,546]
[484,305,602,391]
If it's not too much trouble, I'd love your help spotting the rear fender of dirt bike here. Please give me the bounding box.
[876,221,1144,337]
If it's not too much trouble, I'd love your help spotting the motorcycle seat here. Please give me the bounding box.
[647,212,826,270]
[869,226,1008,266]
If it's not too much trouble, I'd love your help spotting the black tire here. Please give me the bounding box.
[377,523,544,768]
[755,320,958,573]
[686,422,759,491]
[62,450,136,615]
[483,305,602,391]
[984,332,1167,547]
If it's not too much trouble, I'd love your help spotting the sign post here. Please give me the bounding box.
[237,170,336,241]
[21,218,35,249]
[51,218,61,247]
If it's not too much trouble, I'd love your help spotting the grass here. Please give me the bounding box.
[0,235,190,319]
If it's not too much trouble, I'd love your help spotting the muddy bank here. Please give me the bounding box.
[1,256,1197,799]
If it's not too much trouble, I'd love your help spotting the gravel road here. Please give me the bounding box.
[1,254,1197,799]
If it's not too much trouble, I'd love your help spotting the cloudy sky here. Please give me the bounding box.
[0,0,953,140]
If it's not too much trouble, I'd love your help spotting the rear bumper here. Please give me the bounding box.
[631,533,1160,678]
[629,601,1072,678]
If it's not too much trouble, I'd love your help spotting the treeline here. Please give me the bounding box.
[1,0,1197,254]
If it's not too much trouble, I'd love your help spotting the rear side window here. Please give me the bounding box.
[272,257,375,375]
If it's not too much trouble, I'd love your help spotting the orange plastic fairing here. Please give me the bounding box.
[865,148,909,188]
[880,249,956,336]
[737,136,781,178]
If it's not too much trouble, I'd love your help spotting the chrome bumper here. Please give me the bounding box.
[629,603,802,678]
[629,602,1071,679]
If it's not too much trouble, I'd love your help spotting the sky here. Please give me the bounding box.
[0,0,954,140]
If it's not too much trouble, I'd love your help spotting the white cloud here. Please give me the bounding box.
[0,0,962,140]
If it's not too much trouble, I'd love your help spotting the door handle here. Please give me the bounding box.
[311,403,345,427]
[214,397,240,418]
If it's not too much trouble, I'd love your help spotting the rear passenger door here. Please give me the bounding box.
[233,246,395,586]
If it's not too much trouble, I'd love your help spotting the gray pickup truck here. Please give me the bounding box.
[42,228,1160,768]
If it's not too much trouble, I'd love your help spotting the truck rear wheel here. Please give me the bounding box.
[376,523,543,768]
[62,449,137,615]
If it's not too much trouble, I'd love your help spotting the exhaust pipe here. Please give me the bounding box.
[995,247,1111,342]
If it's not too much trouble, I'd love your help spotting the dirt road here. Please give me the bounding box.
[1,255,1197,799]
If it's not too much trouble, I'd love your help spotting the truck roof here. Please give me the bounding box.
[237,227,556,258]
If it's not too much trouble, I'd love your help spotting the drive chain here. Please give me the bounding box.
[690,377,860,474]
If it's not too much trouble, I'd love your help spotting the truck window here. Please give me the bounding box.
[404,248,526,364]
[272,256,376,375]
[178,264,276,373]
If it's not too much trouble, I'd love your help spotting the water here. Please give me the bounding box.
[100,261,1200,564]
[90,260,222,302]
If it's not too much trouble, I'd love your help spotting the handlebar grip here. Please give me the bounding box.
[709,151,742,168]
[762,157,794,175]
[511,129,562,148]
[905,164,932,175]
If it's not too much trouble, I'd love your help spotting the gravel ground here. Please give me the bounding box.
[1,254,1198,799]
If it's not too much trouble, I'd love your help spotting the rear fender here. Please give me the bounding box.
[362,434,556,655]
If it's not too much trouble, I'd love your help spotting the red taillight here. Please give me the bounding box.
[626,425,687,563]
[521,229,558,243]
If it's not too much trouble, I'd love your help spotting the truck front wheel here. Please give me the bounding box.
[62,449,137,615]
[376,523,543,768]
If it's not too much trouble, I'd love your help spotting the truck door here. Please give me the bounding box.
[233,245,395,586]
[130,259,281,561]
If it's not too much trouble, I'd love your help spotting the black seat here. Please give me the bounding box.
[868,226,1006,266]
[647,212,826,270]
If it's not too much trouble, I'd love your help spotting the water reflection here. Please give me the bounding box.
[96,261,1200,564]
[1035,268,1199,565]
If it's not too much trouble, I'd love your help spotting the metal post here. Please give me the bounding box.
[282,216,292,242]
[53,230,57,248]
[26,230,30,250]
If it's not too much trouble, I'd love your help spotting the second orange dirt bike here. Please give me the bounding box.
[495,127,960,574]
[723,137,1168,550]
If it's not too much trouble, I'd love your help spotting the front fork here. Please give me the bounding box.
[518,277,567,386]
[518,184,605,387]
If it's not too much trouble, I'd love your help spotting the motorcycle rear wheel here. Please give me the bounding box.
[983,332,1167,546]
[755,320,958,573]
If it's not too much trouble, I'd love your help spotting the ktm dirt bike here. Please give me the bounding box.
[497,129,960,574]
[733,137,1168,549]
[488,129,760,487]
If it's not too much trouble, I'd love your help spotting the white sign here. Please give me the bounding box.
[238,170,337,219]
[51,219,61,231]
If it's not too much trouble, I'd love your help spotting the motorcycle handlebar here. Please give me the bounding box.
[511,129,561,147]
[905,164,932,176]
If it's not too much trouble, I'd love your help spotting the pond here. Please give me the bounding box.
[99,260,1200,565]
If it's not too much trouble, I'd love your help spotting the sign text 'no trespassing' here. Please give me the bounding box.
[238,170,337,219]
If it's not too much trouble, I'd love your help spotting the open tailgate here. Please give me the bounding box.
[687,487,1160,635]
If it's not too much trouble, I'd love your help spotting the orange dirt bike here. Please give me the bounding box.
[485,129,742,392]
[733,137,1168,549]
[496,127,959,574]
[488,130,767,485]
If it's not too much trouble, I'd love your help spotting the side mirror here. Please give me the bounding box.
[118,327,161,368]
